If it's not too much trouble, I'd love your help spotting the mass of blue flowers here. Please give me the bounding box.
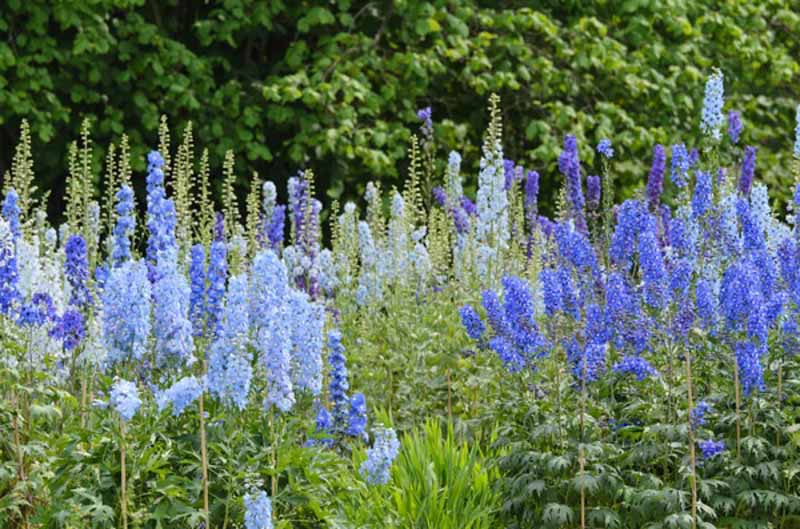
[3,66,800,528]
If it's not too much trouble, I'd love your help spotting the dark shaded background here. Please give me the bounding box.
[1,0,799,223]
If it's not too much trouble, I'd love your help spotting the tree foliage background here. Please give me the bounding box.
[1,0,799,219]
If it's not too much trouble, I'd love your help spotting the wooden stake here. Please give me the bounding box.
[685,352,697,529]
[199,392,210,526]
[120,419,128,529]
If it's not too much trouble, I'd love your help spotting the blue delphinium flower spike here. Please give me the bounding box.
[360,427,400,485]
[110,379,142,422]
[244,490,273,529]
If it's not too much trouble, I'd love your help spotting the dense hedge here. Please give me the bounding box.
[1,1,799,216]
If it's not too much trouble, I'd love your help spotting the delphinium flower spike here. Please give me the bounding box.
[207,273,252,409]
[327,329,350,432]
[156,376,204,416]
[612,355,659,381]
[646,145,666,211]
[558,135,587,234]
[728,110,742,144]
[699,439,725,459]
[692,171,712,219]
[360,426,400,485]
[459,305,485,340]
[188,244,206,337]
[0,216,19,315]
[111,185,136,266]
[288,289,324,396]
[794,104,800,158]
[347,392,368,439]
[266,205,286,251]
[205,240,227,337]
[102,259,151,367]
[65,234,91,308]
[145,151,177,280]
[475,97,510,262]
[700,69,725,141]
[739,146,756,196]
[244,490,273,529]
[110,379,142,422]
[152,246,194,367]
[671,144,691,189]
[251,250,294,412]
[2,188,21,240]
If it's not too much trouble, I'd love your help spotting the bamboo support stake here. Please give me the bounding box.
[120,418,128,529]
[199,392,210,526]
[733,363,742,460]
[685,352,697,529]
[579,357,588,529]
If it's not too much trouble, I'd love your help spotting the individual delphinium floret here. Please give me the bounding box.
[596,139,614,159]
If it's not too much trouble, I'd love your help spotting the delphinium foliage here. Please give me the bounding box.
[1,68,800,529]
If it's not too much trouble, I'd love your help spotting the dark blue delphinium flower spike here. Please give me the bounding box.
[65,234,91,309]
[646,145,666,211]
[739,146,756,196]
[728,110,742,144]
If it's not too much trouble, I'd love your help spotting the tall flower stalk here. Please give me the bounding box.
[685,350,698,529]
